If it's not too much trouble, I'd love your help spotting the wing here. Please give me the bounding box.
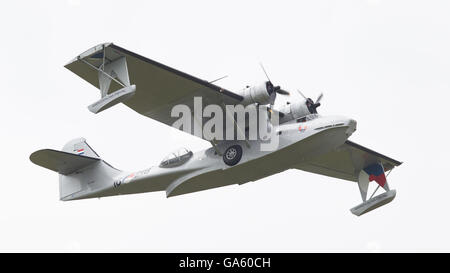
[293,140,402,182]
[65,43,243,140]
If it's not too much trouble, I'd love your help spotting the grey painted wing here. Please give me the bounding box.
[293,140,402,182]
[65,43,243,141]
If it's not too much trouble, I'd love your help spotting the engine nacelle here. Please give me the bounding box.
[290,100,311,119]
[278,100,311,122]
[237,81,273,106]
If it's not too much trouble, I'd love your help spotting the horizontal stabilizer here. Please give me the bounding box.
[30,149,100,175]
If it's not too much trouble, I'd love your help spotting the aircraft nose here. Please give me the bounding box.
[346,118,357,136]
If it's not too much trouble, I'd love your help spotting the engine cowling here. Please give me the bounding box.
[237,81,275,106]
[277,92,322,123]
[278,100,311,121]
[281,100,311,119]
[289,100,312,119]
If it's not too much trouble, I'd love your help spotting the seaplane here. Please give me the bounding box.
[30,43,402,216]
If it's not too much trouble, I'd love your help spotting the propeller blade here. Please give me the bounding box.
[269,91,277,105]
[276,89,290,95]
[316,92,323,103]
[297,89,307,100]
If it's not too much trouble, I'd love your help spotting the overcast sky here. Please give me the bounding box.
[1,0,449,252]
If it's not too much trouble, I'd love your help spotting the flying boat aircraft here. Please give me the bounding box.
[30,43,402,216]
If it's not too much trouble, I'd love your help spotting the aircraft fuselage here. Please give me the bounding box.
[65,115,356,200]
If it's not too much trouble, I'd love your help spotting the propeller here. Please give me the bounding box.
[297,89,323,114]
[260,63,290,97]
[259,63,290,121]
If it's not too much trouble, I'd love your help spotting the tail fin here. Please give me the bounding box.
[30,138,122,200]
[62,137,100,158]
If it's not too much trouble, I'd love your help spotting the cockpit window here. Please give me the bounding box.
[159,148,193,168]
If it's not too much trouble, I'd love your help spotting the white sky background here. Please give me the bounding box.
[0,0,449,252]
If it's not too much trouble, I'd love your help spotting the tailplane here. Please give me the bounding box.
[30,138,122,200]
